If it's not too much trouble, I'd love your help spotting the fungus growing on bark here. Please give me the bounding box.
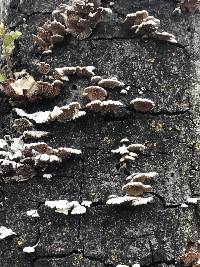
[122,182,152,196]
[130,98,155,112]
[177,241,200,266]
[36,62,51,75]
[45,200,88,215]
[0,135,81,181]
[27,210,40,218]
[81,200,92,207]
[33,20,66,54]
[98,78,124,89]
[1,74,63,106]
[23,240,40,253]
[86,100,123,112]
[125,10,177,43]
[55,66,95,80]
[176,0,200,13]
[120,89,128,95]
[126,172,158,183]
[112,142,146,164]
[120,138,130,144]
[106,195,153,206]
[14,102,86,123]
[59,0,112,40]
[83,86,107,101]
[0,226,16,239]
[43,173,52,179]
[23,246,36,253]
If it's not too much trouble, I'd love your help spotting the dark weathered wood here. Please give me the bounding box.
[0,0,200,266]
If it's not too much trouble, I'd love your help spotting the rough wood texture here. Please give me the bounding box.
[0,0,200,266]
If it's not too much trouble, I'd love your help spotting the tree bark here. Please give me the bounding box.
[0,0,200,266]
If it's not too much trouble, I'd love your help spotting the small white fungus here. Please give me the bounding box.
[27,210,40,218]
[0,226,16,239]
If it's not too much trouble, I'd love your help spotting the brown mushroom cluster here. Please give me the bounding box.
[111,138,146,164]
[107,172,158,206]
[55,65,126,113]
[33,20,66,54]
[122,172,158,196]
[83,74,125,112]
[0,73,63,106]
[124,10,177,43]
[0,135,81,182]
[56,0,112,40]
[108,138,158,207]
[177,0,200,13]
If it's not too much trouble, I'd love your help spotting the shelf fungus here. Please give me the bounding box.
[126,172,158,183]
[83,86,107,101]
[26,210,40,218]
[0,226,16,239]
[98,78,125,89]
[23,240,39,253]
[111,142,146,164]
[177,241,200,267]
[45,200,91,215]
[0,135,81,182]
[1,74,62,106]
[130,98,155,112]
[58,0,112,40]
[55,66,95,81]
[33,20,66,54]
[124,10,177,43]
[176,0,200,13]
[14,102,86,124]
[13,117,49,140]
[106,195,153,206]
[86,100,124,112]
[122,182,152,196]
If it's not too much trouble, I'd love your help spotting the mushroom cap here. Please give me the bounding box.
[55,66,76,77]
[122,181,152,196]
[83,86,107,101]
[125,10,149,26]
[130,98,155,112]
[126,172,158,183]
[76,66,95,77]
[127,144,146,152]
[98,78,124,89]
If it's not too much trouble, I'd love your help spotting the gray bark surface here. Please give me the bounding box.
[0,0,200,266]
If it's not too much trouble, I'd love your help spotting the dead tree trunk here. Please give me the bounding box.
[0,0,200,266]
